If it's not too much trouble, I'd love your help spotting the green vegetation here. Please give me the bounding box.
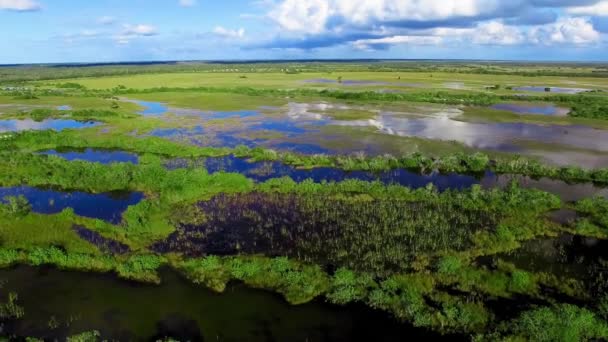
[574,197,608,237]
[486,304,608,341]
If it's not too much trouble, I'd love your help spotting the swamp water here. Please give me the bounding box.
[0,266,441,341]
[153,192,497,275]
[168,155,608,202]
[478,234,608,285]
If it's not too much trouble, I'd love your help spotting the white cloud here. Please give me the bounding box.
[179,0,197,7]
[122,24,158,36]
[97,16,116,25]
[529,17,600,45]
[0,0,40,11]
[114,24,158,45]
[80,30,100,37]
[212,26,246,38]
[268,0,509,34]
[567,1,608,16]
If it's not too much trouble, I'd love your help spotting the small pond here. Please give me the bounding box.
[0,186,143,224]
[40,148,139,165]
[490,103,570,116]
[0,266,440,341]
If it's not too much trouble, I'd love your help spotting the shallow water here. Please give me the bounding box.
[0,186,143,224]
[40,148,139,164]
[131,99,608,167]
[0,266,438,341]
[303,79,425,88]
[133,100,169,116]
[513,86,591,94]
[490,103,569,116]
[335,112,608,154]
[56,105,72,111]
[0,119,99,133]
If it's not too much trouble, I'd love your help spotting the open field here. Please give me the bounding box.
[1,61,608,340]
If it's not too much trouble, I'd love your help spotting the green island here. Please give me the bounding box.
[1,61,608,341]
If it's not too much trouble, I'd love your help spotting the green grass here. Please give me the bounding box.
[56,71,608,92]
[129,91,286,111]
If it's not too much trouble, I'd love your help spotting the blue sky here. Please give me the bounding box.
[1,0,608,63]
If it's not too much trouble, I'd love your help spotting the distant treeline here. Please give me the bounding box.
[1,61,608,83]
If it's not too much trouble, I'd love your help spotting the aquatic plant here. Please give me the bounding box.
[0,292,25,320]
[66,331,101,342]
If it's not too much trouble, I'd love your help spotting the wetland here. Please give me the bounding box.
[1,61,608,341]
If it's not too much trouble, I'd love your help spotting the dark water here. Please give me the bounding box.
[0,187,143,224]
[513,86,591,94]
[40,148,139,164]
[490,103,569,116]
[0,266,441,341]
[167,155,608,201]
[0,119,99,133]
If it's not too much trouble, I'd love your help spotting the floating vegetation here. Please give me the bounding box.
[155,181,559,276]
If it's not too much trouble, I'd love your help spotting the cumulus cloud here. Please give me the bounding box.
[567,1,608,16]
[529,17,600,44]
[179,0,197,7]
[259,0,606,50]
[212,26,245,39]
[473,21,524,45]
[0,0,40,11]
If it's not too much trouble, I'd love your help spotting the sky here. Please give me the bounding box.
[1,0,608,64]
